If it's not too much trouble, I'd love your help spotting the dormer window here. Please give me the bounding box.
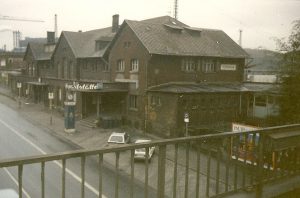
[95,40,110,51]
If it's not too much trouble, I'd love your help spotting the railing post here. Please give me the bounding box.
[81,156,86,198]
[256,133,265,198]
[62,159,66,198]
[115,152,120,198]
[184,143,190,198]
[145,147,149,198]
[98,154,103,198]
[41,162,45,198]
[130,150,135,198]
[157,145,166,198]
[18,165,23,198]
[173,144,178,198]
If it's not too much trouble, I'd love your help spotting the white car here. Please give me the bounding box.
[134,139,155,161]
[0,189,18,198]
[107,132,130,144]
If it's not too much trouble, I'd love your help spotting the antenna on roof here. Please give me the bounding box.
[174,0,178,20]
[239,29,242,47]
[54,14,58,39]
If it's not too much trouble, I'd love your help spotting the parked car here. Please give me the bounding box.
[107,132,130,144]
[0,189,18,198]
[134,139,155,161]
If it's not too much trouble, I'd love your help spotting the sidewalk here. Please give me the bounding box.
[2,86,298,197]
[0,86,216,197]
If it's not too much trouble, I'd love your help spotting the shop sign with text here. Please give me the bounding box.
[220,64,236,71]
[65,82,103,90]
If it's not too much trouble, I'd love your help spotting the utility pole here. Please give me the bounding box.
[17,82,22,109]
[48,92,54,125]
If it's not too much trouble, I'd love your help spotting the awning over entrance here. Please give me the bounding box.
[70,88,128,93]
[27,81,48,86]
[65,81,128,93]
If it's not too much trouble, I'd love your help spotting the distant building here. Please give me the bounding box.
[0,51,25,85]
[244,48,282,83]
[106,16,249,135]
[15,15,287,137]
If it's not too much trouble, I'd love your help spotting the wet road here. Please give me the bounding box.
[0,101,155,198]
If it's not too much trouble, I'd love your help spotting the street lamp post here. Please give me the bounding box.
[184,112,189,137]
[48,92,54,125]
[17,82,22,109]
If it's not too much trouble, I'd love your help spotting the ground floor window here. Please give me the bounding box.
[129,95,137,109]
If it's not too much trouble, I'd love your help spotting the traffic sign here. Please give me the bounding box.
[184,112,189,123]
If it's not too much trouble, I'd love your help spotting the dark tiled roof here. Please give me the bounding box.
[63,27,115,58]
[148,82,280,94]
[28,42,52,60]
[243,82,280,94]
[126,16,248,58]
[147,82,248,93]
[20,38,47,48]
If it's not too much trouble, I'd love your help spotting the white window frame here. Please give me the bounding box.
[129,95,137,109]
[130,59,139,72]
[181,58,195,72]
[117,59,125,72]
[202,60,216,73]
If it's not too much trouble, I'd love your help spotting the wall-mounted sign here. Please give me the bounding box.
[221,64,236,71]
[48,92,54,99]
[232,122,259,132]
[17,82,22,88]
[65,82,103,90]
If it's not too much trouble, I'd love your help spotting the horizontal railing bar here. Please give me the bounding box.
[0,124,299,168]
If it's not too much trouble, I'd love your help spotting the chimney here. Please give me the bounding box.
[112,14,119,33]
[47,31,55,44]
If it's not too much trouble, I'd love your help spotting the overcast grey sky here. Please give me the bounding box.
[0,0,299,51]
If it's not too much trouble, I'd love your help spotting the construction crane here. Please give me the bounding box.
[0,15,44,22]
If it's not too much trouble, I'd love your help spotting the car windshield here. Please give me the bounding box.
[110,136,123,143]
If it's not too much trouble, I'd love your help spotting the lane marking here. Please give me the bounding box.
[0,118,107,198]
[3,168,31,198]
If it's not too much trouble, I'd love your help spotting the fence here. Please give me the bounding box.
[0,124,300,198]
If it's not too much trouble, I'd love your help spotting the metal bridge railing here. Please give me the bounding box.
[0,124,300,198]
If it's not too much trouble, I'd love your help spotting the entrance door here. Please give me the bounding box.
[82,92,97,118]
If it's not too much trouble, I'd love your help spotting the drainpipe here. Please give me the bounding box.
[144,59,149,133]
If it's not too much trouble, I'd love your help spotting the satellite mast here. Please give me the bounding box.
[54,14,58,39]
[239,29,243,47]
[174,0,178,20]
